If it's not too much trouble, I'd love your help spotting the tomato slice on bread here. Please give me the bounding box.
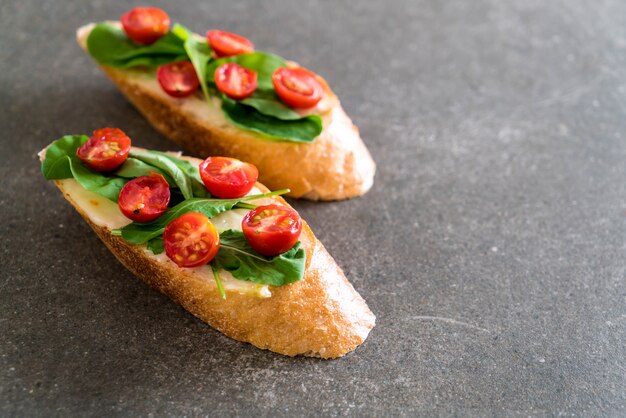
[272,67,323,109]
[206,30,254,57]
[199,157,258,199]
[214,63,257,100]
[118,173,170,223]
[157,61,200,98]
[121,7,170,45]
[76,128,131,172]
[164,212,220,268]
[242,205,302,257]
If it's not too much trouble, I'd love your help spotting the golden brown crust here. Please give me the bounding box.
[48,151,375,358]
[76,23,375,201]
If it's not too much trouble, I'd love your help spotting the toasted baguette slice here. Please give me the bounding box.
[41,147,375,358]
[76,23,375,201]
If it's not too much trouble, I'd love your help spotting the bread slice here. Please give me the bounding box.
[41,147,375,358]
[76,23,376,201]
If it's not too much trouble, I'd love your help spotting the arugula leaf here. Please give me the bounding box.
[147,237,165,255]
[148,151,210,198]
[114,150,211,198]
[69,161,128,201]
[113,157,172,183]
[221,98,323,143]
[212,230,305,286]
[87,23,188,68]
[128,149,194,200]
[239,97,302,120]
[151,151,200,179]
[211,267,227,299]
[41,135,88,179]
[114,190,288,244]
[182,29,213,103]
[42,135,127,201]
[206,52,287,90]
[139,151,211,198]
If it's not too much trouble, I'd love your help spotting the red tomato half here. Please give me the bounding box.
[121,7,170,45]
[214,63,257,100]
[76,128,131,172]
[206,30,254,57]
[199,157,258,198]
[156,61,200,98]
[272,67,323,109]
[164,212,220,268]
[118,173,170,223]
[242,205,302,257]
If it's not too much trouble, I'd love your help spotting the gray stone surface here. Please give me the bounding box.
[1,0,625,416]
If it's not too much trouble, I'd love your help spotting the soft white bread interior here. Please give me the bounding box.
[41,148,376,358]
[76,23,376,201]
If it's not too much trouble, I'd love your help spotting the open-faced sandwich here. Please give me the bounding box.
[76,7,376,201]
[39,128,375,358]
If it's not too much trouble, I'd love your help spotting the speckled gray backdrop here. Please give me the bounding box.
[1,0,625,416]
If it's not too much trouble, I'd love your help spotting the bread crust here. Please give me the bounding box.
[77,23,375,201]
[48,153,375,358]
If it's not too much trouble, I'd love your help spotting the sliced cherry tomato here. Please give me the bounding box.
[214,63,257,100]
[272,67,323,109]
[118,173,170,223]
[156,61,200,98]
[206,30,254,57]
[76,128,131,172]
[242,205,302,257]
[120,7,170,45]
[163,212,220,268]
[199,157,258,198]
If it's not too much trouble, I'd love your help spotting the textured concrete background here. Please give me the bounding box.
[1,0,625,416]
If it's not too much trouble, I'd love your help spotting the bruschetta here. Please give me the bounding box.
[39,128,375,358]
[76,7,375,201]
